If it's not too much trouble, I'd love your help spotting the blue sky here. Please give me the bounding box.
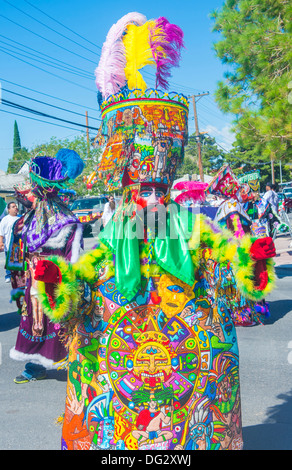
[0,0,235,172]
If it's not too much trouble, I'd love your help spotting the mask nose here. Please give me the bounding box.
[147,191,159,204]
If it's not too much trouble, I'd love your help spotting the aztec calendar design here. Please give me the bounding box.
[105,304,211,438]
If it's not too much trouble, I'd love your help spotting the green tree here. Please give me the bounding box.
[7,147,29,174]
[8,120,28,173]
[177,133,227,178]
[210,0,292,180]
[224,144,291,191]
[13,120,21,155]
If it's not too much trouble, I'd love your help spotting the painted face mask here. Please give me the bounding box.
[158,274,195,318]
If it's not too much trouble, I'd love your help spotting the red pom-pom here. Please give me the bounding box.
[250,237,276,260]
[34,260,62,284]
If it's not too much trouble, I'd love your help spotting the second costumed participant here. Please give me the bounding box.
[10,149,84,383]
[206,165,274,326]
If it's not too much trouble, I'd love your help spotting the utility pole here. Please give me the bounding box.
[270,153,275,185]
[191,93,209,182]
[85,111,90,157]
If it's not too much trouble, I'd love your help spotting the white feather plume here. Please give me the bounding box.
[95,12,147,99]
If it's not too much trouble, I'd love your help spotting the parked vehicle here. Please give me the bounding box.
[282,188,292,213]
[70,196,108,237]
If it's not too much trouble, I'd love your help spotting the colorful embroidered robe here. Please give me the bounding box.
[37,213,275,450]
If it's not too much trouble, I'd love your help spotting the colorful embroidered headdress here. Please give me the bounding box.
[205,164,241,199]
[94,13,189,192]
[20,149,85,253]
[29,149,84,195]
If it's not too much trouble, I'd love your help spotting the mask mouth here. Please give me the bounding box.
[142,204,166,226]
[142,203,164,213]
[166,302,178,308]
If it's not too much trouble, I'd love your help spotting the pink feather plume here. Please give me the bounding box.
[174,181,208,191]
[175,190,206,204]
[95,12,147,99]
[149,17,184,90]
[174,181,208,204]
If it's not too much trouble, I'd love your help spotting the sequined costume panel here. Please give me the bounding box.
[61,259,243,451]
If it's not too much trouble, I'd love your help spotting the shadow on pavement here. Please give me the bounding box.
[264,299,292,325]
[0,310,21,332]
[275,266,292,279]
[46,368,67,382]
[243,390,292,450]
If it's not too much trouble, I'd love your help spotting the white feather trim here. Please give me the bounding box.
[95,12,147,98]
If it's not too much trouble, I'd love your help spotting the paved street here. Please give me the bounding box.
[0,235,292,450]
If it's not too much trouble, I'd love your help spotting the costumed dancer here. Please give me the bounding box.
[34,13,276,450]
[205,166,272,325]
[243,191,277,319]
[9,149,85,383]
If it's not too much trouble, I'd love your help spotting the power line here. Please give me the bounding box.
[0,43,94,81]
[0,10,205,100]
[197,100,229,122]
[0,48,96,93]
[23,0,102,51]
[1,4,208,99]
[0,107,87,133]
[0,13,97,65]
[0,78,100,113]
[20,0,206,96]
[0,36,200,99]
[207,136,273,166]
[142,69,205,96]
[3,0,100,57]
[2,88,101,121]
[0,33,94,78]
[2,98,100,131]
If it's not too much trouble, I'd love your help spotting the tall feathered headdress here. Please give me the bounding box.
[95,12,184,100]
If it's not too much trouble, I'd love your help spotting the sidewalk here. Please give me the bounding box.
[274,234,292,269]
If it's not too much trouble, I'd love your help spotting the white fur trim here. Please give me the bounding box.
[70,224,83,263]
[9,346,61,370]
[42,225,72,249]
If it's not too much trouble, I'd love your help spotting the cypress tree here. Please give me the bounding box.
[13,120,21,156]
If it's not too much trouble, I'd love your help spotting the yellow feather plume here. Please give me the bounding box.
[123,21,156,93]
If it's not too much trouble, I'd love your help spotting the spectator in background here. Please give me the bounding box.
[101,195,116,227]
[263,182,279,213]
[0,202,19,283]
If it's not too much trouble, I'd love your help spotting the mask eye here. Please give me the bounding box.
[140,191,152,198]
[167,285,184,293]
